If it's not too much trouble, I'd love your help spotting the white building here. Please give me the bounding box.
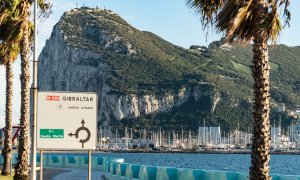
[278,103,286,112]
[289,122,300,140]
[198,126,221,145]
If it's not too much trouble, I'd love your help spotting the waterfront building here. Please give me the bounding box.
[107,138,154,149]
[198,126,221,145]
[271,127,281,144]
[289,122,300,141]
[278,103,286,112]
[296,136,300,149]
[231,130,252,148]
[288,121,300,149]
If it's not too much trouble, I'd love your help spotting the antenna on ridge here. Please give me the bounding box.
[76,3,78,8]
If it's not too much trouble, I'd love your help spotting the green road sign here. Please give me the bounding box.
[40,129,64,138]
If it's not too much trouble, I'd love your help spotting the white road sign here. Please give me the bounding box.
[37,91,97,150]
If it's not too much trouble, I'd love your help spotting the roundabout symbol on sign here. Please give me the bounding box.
[68,119,91,148]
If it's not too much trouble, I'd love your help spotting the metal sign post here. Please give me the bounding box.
[31,0,38,179]
[40,150,43,180]
[88,150,92,180]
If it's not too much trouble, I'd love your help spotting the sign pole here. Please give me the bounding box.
[30,0,38,179]
[40,150,43,180]
[88,150,92,180]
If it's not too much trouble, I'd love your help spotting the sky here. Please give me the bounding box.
[0,0,300,127]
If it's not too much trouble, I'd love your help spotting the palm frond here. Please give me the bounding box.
[279,0,290,27]
[28,21,34,41]
[263,2,281,44]
[261,0,290,44]
[216,0,255,43]
[8,20,24,42]
[10,0,22,14]
[0,10,10,25]
[38,0,52,21]
[186,0,224,28]
[186,0,291,44]
[0,41,20,65]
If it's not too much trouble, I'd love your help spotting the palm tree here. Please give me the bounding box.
[0,6,21,176]
[0,43,19,176]
[13,2,51,179]
[0,2,31,178]
[14,4,32,178]
[187,0,290,179]
[0,0,51,179]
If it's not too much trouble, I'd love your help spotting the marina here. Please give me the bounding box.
[97,119,300,153]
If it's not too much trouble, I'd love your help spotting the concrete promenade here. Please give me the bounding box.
[37,168,105,180]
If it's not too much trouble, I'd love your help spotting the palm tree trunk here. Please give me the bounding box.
[249,2,271,180]
[14,20,30,180]
[1,62,13,176]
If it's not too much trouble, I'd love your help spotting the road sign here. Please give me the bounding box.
[40,129,64,138]
[37,91,97,150]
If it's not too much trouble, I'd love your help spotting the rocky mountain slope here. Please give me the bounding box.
[38,7,300,135]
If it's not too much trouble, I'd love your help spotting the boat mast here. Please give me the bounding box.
[203,119,206,145]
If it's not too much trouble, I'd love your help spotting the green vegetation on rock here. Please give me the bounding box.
[56,8,299,131]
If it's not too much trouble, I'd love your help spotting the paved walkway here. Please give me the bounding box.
[37,168,105,180]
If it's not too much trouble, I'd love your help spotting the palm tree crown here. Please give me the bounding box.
[187,0,290,43]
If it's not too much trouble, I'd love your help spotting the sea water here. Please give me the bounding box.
[94,153,300,175]
[44,152,300,175]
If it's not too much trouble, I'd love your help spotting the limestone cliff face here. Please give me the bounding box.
[105,85,220,120]
[38,8,225,134]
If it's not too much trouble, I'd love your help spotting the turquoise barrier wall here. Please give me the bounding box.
[1,154,300,180]
[103,158,300,180]
[0,154,124,171]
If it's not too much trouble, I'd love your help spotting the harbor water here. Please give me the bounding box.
[94,152,300,176]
